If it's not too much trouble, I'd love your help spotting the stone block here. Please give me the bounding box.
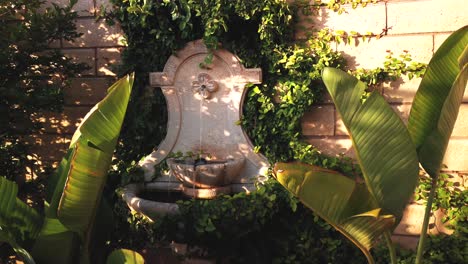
[383,75,422,103]
[334,111,347,136]
[295,2,386,39]
[337,34,433,69]
[304,137,355,158]
[334,102,411,135]
[48,40,61,49]
[301,105,335,136]
[394,203,432,236]
[390,103,412,125]
[97,48,122,76]
[31,107,91,134]
[452,104,468,137]
[465,84,468,103]
[387,0,468,35]
[95,0,114,14]
[434,33,451,52]
[62,48,96,75]
[384,73,467,105]
[391,235,419,250]
[43,0,95,17]
[61,106,93,134]
[64,77,112,105]
[63,19,125,48]
[443,138,468,171]
[32,111,63,134]
[23,134,67,162]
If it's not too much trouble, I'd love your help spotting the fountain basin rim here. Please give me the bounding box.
[122,182,182,218]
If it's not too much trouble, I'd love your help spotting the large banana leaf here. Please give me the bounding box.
[32,73,134,263]
[407,26,468,177]
[0,177,42,264]
[52,74,133,236]
[274,162,394,264]
[31,217,80,264]
[322,67,419,220]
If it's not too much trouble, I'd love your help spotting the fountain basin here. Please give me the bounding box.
[122,182,182,220]
[167,157,245,189]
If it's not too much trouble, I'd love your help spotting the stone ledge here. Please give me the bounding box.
[443,138,468,171]
[387,0,468,35]
[301,105,335,136]
[22,134,67,162]
[97,48,122,76]
[304,137,355,158]
[64,77,112,105]
[62,48,96,75]
[33,106,93,134]
[63,18,125,48]
[295,2,386,40]
[337,34,433,70]
[41,0,95,17]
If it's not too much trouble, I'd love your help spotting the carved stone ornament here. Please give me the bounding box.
[191,73,218,99]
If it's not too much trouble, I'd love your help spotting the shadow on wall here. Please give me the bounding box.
[15,77,115,182]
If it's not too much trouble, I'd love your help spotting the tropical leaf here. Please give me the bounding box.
[33,74,134,263]
[49,73,133,236]
[0,176,17,225]
[106,248,145,264]
[322,67,419,220]
[407,26,468,177]
[0,177,42,244]
[274,162,394,264]
[0,177,42,264]
[31,217,80,264]
[57,139,114,235]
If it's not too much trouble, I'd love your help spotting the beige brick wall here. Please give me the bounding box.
[300,0,468,171]
[298,0,468,247]
[33,0,466,248]
[28,0,123,177]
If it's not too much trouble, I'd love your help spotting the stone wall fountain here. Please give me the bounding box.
[123,40,269,219]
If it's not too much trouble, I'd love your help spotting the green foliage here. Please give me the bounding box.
[1,75,134,264]
[274,162,396,263]
[294,0,380,15]
[414,173,467,227]
[353,51,427,87]
[0,176,43,264]
[112,178,368,264]
[32,74,134,264]
[404,26,467,263]
[0,0,88,182]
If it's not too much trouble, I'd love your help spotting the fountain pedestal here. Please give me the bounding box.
[123,40,269,217]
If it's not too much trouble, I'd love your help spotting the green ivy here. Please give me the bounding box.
[414,173,467,227]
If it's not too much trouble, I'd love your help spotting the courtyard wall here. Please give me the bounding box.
[34,0,467,248]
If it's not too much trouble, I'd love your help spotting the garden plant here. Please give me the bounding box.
[0,74,138,263]
[274,25,468,263]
